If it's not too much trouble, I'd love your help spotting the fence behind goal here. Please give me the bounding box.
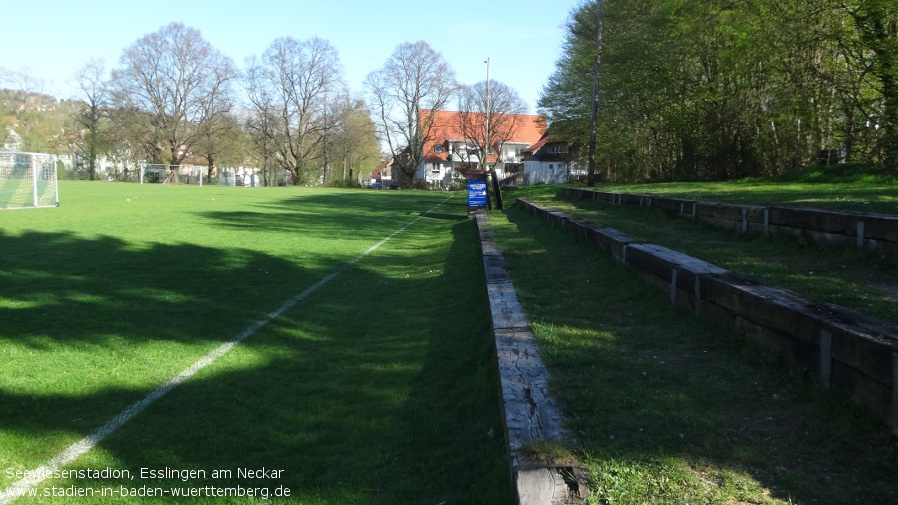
[0,151,59,209]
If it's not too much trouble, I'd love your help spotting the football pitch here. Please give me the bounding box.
[0,182,509,504]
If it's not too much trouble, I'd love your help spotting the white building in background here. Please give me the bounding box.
[218,167,261,186]
[2,129,21,151]
[517,132,577,185]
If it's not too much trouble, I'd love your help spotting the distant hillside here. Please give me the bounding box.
[1,88,77,153]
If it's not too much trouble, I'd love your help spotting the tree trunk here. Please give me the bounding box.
[168,148,181,184]
[88,143,97,181]
[587,0,604,187]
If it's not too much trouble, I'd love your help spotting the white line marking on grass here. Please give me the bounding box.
[0,195,453,504]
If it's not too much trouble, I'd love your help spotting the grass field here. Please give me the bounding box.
[0,182,509,504]
[6,175,898,504]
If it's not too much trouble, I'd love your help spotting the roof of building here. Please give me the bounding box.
[420,110,546,163]
[525,131,567,155]
[370,159,391,179]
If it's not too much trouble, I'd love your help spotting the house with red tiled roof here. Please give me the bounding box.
[368,159,392,187]
[417,110,546,187]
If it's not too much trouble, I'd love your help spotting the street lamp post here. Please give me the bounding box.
[484,57,490,173]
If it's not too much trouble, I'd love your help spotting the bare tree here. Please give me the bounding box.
[244,109,281,186]
[365,41,458,186]
[244,37,345,185]
[71,59,109,180]
[6,66,48,97]
[0,66,48,111]
[242,59,281,186]
[111,22,237,182]
[457,79,529,171]
[0,67,11,87]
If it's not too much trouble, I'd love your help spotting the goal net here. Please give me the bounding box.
[0,151,59,209]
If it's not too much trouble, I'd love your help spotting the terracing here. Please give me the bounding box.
[516,189,898,435]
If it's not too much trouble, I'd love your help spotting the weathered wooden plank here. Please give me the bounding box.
[818,303,898,386]
[475,211,587,504]
[700,275,821,344]
[831,360,891,421]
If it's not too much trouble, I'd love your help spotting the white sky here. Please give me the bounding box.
[1,0,582,114]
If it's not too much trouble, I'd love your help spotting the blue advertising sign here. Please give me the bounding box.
[467,180,488,209]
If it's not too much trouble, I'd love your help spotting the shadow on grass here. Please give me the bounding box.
[194,191,468,244]
[0,208,510,503]
[492,206,898,504]
[0,230,331,348]
[0,227,344,467]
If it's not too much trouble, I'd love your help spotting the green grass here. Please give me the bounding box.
[487,206,898,504]
[558,163,898,214]
[0,181,509,504]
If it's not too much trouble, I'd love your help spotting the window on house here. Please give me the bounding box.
[431,163,440,173]
[547,144,569,155]
[549,164,554,170]
[434,144,443,153]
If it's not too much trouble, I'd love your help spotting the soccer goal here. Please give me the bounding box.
[140,164,206,185]
[141,164,176,184]
[0,151,59,209]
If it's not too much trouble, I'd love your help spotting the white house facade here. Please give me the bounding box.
[515,133,578,185]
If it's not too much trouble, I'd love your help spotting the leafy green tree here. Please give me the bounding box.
[848,0,898,171]
[324,96,381,186]
[193,112,249,179]
[540,0,897,181]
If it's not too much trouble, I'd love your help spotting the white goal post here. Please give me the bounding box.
[0,151,59,209]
